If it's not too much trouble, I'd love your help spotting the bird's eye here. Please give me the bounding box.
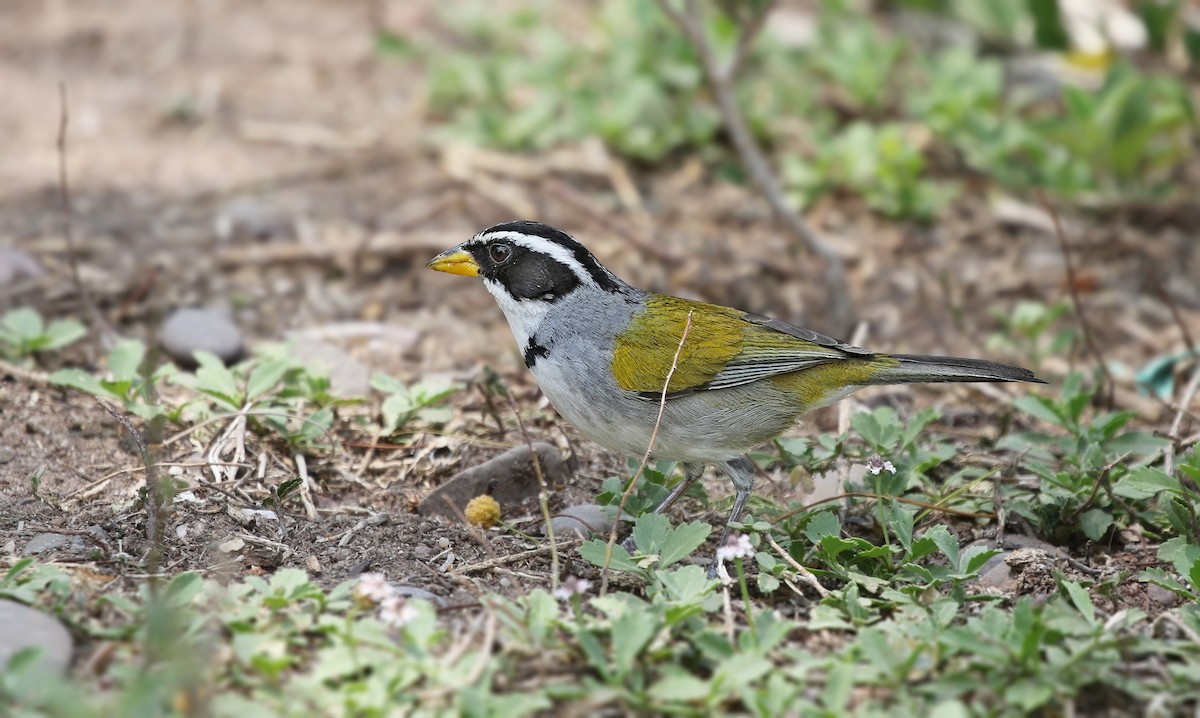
[489,243,513,264]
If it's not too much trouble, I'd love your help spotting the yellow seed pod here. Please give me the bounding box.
[465,495,501,528]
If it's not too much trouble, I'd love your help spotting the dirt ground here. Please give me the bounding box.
[1,0,1198,621]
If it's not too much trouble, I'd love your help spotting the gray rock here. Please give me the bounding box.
[283,338,371,398]
[974,558,1016,593]
[0,446,14,464]
[546,504,614,539]
[968,535,1064,593]
[0,599,73,673]
[0,247,45,286]
[1146,583,1181,608]
[23,526,107,558]
[22,533,72,555]
[418,443,569,521]
[161,307,245,366]
[214,197,293,243]
[392,585,446,606]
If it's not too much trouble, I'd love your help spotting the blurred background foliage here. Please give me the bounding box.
[377,0,1198,220]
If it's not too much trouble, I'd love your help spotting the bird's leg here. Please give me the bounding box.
[653,462,706,515]
[708,456,756,579]
[621,462,705,552]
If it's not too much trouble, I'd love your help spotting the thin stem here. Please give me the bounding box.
[601,311,694,595]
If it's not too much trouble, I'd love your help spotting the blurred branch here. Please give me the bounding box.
[58,84,118,348]
[721,0,773,80]
[656,0,854,333]
[1036,190,1115,407]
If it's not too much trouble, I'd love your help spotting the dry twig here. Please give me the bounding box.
[454,538,583,575]
[96,398,163,574]
[502,390,560,591]
[294,453,318,521]
[1165,367,1200,477]
[763,531,830,598]
[600,311,693,594]
[57,84,116,348]
[1036,191,1115,406]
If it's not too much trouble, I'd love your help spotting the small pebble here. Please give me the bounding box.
[0,599,73,674]
[418,442,568,521]
[23,533,71,555]
[1146,584,1181,608]
[23,526,106,558]
[0,446,14,464]
[436,537,450,549]
[392,585,445,606]
[160,307,245,366]
[282,337,371,399]
[546,504,615,539]
[214,197,293,243]
[0,248,45,286]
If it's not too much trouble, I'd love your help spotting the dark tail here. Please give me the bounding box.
[868,354,1046,385]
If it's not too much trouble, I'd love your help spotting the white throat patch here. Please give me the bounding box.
[483,277,551,347]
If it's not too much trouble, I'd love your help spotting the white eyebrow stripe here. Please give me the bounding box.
[471,230,598,288]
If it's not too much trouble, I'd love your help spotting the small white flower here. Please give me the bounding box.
[356,572,394,603]
[866,457,896,476]
[379,595,418,628]
[553,575,593,601]
[716,533,754,563]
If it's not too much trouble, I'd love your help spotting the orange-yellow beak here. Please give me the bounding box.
[427,247,480,277]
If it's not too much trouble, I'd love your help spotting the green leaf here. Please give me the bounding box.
[757,573,781,594]
[578,540,641,573]
[822,661,854,711]
[929,700,970,718]
[48,368,113,399]
[1137,567,1198,601]
[1158,537,1200,579]
[961,545,1000,576]
[576,628,610,680]
[657,565,714,603]
[374,30,413,58]
[193,351,242,408]
[1,308,43,341]
[107,339,147,383]
[524,589,558,643]
[164,572,205,605]
[925,524,960,569]
[1114,466,1180,499]
[652,672,709,702]
[658,521,711,569]
[269,568,312,598]
[631,513,670,555]
[611,609,657,676]
[1013,394,1064,427]
[379,392,412,434]
[41,319,87,351]
[1060,579,1095,624]
[294,407,334,446]
[804,511,841,543]
[1079,508,1112,541]
[245,358,289,400]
